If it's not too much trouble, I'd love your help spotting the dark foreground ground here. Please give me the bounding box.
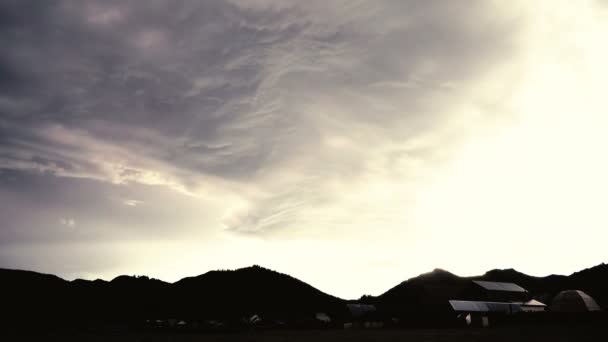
[6,327,608,342]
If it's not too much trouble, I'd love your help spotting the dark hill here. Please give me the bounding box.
[0,265,345,329]
[374,263,608,317]
[375,269,471,320]
[2,262,607,329]
[568,263,608,309]
[173,265,345,320]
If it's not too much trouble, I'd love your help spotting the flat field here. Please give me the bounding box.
[10,327,608,342]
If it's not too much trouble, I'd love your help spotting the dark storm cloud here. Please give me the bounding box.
[0,0,311,182]
[0,0,523,186]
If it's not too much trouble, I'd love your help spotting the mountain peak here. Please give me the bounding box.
[483,268,525,276]
[238,264,274,273]
[416,268,458,280]
[431,268,452,274]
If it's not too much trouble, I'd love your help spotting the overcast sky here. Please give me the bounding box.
[1,0,607,299]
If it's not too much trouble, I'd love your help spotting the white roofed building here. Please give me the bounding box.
[448,281,547,327]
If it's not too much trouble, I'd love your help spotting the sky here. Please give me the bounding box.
[1,0,607,299]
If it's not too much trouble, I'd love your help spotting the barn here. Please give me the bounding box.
[449,281,546,327]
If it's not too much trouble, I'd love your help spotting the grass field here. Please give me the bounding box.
[11,327,608,342]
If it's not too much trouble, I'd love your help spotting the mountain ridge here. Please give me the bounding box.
[0,263,608,319]
[1,262,607,329]
[2,263,607,299]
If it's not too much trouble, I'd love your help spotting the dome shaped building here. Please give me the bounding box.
[550,290,601,312]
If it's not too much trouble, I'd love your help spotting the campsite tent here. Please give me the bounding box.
[550,290,601,312]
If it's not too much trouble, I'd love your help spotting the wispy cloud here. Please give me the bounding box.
[123,199,143,207]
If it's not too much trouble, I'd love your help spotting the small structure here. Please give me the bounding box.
[550,290,601,312]
[205,320,224,328]
[315,312,331,323]
[345,304,383,329]
[449,300,522,314]
[347,304,377,318]
[449,300,519,327]
[520,299,547,312]
[248,314,262,324]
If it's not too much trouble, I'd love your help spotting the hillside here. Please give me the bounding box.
[172,265,345,319]
[374,263,608,316]
[0,265,345,329]
[1,263,607,329]
[376,268,471,317]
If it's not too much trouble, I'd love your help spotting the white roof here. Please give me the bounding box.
[449,300,522,313]
[523,299,547,307]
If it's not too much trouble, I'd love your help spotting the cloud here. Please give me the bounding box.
[9,0,608,298]
[123,199,143,207]
[0,0,529,239]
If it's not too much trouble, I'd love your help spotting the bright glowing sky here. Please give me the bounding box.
[1,0,607,299]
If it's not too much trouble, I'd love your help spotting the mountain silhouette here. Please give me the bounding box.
[372,263,608,319]
[0,265,345,330]
[171,265,345,320]
[373,268,472,325]
[1,263,607,330]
